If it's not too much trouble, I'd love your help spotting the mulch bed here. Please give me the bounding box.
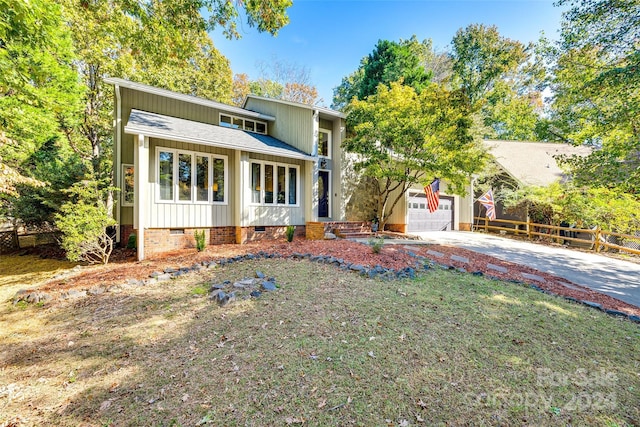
[35,238,640,317]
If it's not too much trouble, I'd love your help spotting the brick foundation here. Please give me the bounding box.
[385,223,406,233]
[120,225,136,248]
[237,225,306,244]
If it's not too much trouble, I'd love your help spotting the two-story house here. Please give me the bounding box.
[105,78,346,260]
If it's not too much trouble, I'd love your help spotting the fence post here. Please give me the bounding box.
[484,217,488,232]
[594,227,601,253]
[527,217,531,240]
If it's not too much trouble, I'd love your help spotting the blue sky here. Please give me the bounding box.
[210,0,565,106]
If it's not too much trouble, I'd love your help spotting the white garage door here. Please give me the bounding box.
[407,192,453,232]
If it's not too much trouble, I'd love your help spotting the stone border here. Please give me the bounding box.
[12,246,640,324]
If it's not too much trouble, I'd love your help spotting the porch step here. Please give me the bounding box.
[329,221,373,239]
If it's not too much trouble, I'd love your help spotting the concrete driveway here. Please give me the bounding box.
[412,231,640,308]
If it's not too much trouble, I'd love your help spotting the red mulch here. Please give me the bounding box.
[36,238,639,317]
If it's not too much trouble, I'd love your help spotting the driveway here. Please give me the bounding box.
[412,231,640,308]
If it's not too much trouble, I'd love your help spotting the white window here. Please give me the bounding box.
[156,147,227,204]
[250,160,299,206]
[219,113,267,134]
[121,164,134,206]
[318,128,332,158]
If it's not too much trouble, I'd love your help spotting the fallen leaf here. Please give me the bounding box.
[417,399,428,408]
[317,398,327,409]
[398,420,409,427]
[367,351,376,358]
[285,416,305,424]
[416,414,424,422]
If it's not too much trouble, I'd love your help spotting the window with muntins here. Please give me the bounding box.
[219,113,268,135]
[122,164,134,206]
[250,161,300,206]
[156,147,227,204]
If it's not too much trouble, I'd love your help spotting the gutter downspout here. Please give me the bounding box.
[114,84,122,243]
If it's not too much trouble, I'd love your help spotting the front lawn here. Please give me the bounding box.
[0,258,638,426]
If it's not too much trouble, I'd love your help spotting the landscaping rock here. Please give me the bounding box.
[324,232,337,240]
[88,286,106,296]
[255,271,265,279]
[156,273,172,282]
[581,300,602,310]
[261,280,277,292]
[250,290,262,298]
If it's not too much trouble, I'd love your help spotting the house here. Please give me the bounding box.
[105,78,346,260]
[474,139,592,221]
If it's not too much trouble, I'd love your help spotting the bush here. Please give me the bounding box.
[55,182,116,264]
[126,233,137,249]
[194,230,206,252]
[368,236,385,254]
[285,225,295,242]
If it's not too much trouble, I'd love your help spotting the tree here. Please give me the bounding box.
[545,0,640,193]
[451,24,529,108]
[0,0,84,218]
[344,82,486,228]
[231,56,319,106]
[332,36,441,110]
[55,181,117,264]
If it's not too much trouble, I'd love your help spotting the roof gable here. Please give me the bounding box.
[484,139,592,186]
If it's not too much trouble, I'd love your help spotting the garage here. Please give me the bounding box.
[406,192,454,232]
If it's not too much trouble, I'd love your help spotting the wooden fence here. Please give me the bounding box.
[473,217,640,257]
[0,228,59,254]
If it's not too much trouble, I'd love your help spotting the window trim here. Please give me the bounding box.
[318,128,332,159]
[249,160,300,207]
[121,163,134,207]
[155,146,228,205]
[219,113,268,135]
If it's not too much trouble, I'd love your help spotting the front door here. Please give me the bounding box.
[318,170,329,218]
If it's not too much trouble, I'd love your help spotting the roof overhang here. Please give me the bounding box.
[244,94,346,119]
[124,109,315,161]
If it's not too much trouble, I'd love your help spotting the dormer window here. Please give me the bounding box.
[219,113,267,135]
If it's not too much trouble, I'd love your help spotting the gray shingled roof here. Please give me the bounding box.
[484,139,592,186]
[124,109,314,161]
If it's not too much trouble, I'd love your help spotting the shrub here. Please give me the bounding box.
[368,236,385,254]
[126,233,137,249]
[285,225,295,242]
[55,182,116,264]
[194,230,206,252]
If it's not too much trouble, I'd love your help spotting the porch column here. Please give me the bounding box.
[309,109,320,222]
[134,134,149,260]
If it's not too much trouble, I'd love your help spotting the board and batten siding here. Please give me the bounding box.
[244,98,314,154]
[146,138,235,228]
[244,153,306,226]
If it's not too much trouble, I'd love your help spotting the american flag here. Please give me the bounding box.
[424,178,440,213]
[478,189,496,220]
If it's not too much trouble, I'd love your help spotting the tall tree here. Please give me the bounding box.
[231,57,319,106]
[332,36,441,110]
[344,82,486,228]
[547,0,640,193]
[0,0,84,215]
[451,24,529,108]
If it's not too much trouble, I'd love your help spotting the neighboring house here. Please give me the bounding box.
[475,139,592,220]
[105,78,346,260]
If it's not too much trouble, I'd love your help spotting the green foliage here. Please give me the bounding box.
[126,233,137,250]
[503,183,640,233]
[332,36,443,110]
[285,225,295,242]
[0,0,84,204]
[368,237,384,254]
[194,230,206,252]
[55,181,117,264]
[545,0,640,193]
[451,24,529,108]
[344,81,486,227]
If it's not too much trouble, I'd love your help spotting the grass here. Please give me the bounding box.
[0,258,638,426]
